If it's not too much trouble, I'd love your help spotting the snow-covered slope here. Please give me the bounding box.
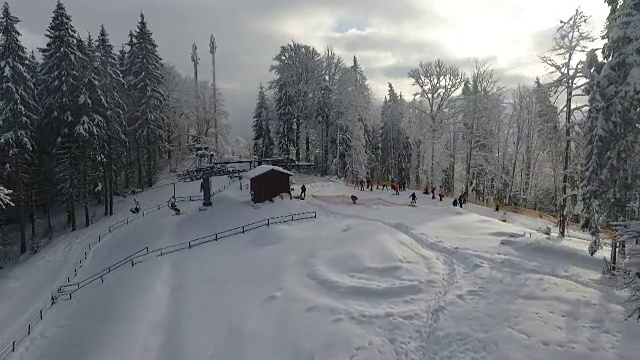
[5,178,640,360]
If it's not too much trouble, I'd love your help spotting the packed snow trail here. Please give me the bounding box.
[0,174,208,350]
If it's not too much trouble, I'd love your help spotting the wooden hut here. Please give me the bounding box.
[245,165,294,204]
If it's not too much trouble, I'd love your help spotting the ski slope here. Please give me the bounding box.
[4,178,640,359]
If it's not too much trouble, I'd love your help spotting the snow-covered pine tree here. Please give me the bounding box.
[76,33,107,227]
[96,25,127,216]
[37,0,84,231]
[380,83,407,183]
[269,42,322,161]
[252,83,274,158]
[120,34,135,189]
[128,13,165,188]
[580,49,608,227]
[343,56,371,182]
[274,83,295,158]
[0,2,38,253]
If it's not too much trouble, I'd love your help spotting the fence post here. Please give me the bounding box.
[215,233,218,241]
[40,309,43,320]
[109,226,112,233]
[291,214,294,221]
[67,276,70,283]
[131,259,134,267]
[12,340,15,352]
[189,242,191,249]
[242,226,245,234]
[74,268,77,276]
[173,182,176,198]
[28,324,31,335]
[314,212,317,218]
[267,218,270,227]
[127,218,129,225]
[101,276,104,283]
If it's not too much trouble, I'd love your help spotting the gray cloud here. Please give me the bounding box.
[10,0,593,140]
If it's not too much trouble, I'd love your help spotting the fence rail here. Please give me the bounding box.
[0,179,237,360]
[59,211,317,299]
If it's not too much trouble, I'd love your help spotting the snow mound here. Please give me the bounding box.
[302,220,446,316]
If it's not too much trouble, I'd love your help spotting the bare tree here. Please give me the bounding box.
[408,60,466,187]
[539,8,595,237]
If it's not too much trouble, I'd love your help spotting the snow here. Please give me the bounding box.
[3,177,640,360]
[243,164,293,179]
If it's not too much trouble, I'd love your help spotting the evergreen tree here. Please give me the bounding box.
[128,13,165,188]
[76,33,107,227]
[380,83,406,181]
[0,2,38,253]
[38,0,84,231]
[252,83,274,158]
[275,84,295,157]
[120,35,135,189]
[96,25,127,216]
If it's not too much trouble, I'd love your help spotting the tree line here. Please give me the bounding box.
[252,9,597,237]
[0,1,228,259]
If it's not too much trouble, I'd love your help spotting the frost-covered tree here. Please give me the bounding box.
[252,83,274,158]
[0,184,11,208]
[408,59,465,187]
[270,41,323,161]
[540,8,595,237]
[0,2,38,252]
[37,0,84,231]
[127,13,165,188]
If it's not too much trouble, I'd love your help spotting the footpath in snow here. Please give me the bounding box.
[5,177,640,360]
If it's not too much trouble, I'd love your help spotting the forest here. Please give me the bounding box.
[0,1,237,261]
[252,4,640,240]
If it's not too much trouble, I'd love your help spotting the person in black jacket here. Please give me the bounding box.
[409,192,417,204]
[300,184,307,198]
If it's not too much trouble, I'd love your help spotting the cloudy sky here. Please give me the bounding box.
[14,0,609,139]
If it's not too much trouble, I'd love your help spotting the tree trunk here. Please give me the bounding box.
[83,162,90,228]
[103,166,109,216]
[69,171,76,232]
[17,166,26,255]
[305,133,310,163]
[146,132,153,188]
[125,134,131,189]
[295,118,301,161]
[136,138,143,190]
[559,87,572,237]
[30,191,36,244]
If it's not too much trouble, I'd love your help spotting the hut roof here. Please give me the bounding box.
[244,165,294,180]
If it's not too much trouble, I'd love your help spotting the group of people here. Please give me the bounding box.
[353,178,453,206]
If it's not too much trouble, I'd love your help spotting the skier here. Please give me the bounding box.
[300,184,307,199]
[168,196,181,215]
[457,194,464,208]
[409,192,417,204]
[439,193,444,202]
[395,182,400,196]
[130,198,141,214]
[360,179,365,191]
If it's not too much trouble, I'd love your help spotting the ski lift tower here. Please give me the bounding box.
[209,35,219,158]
